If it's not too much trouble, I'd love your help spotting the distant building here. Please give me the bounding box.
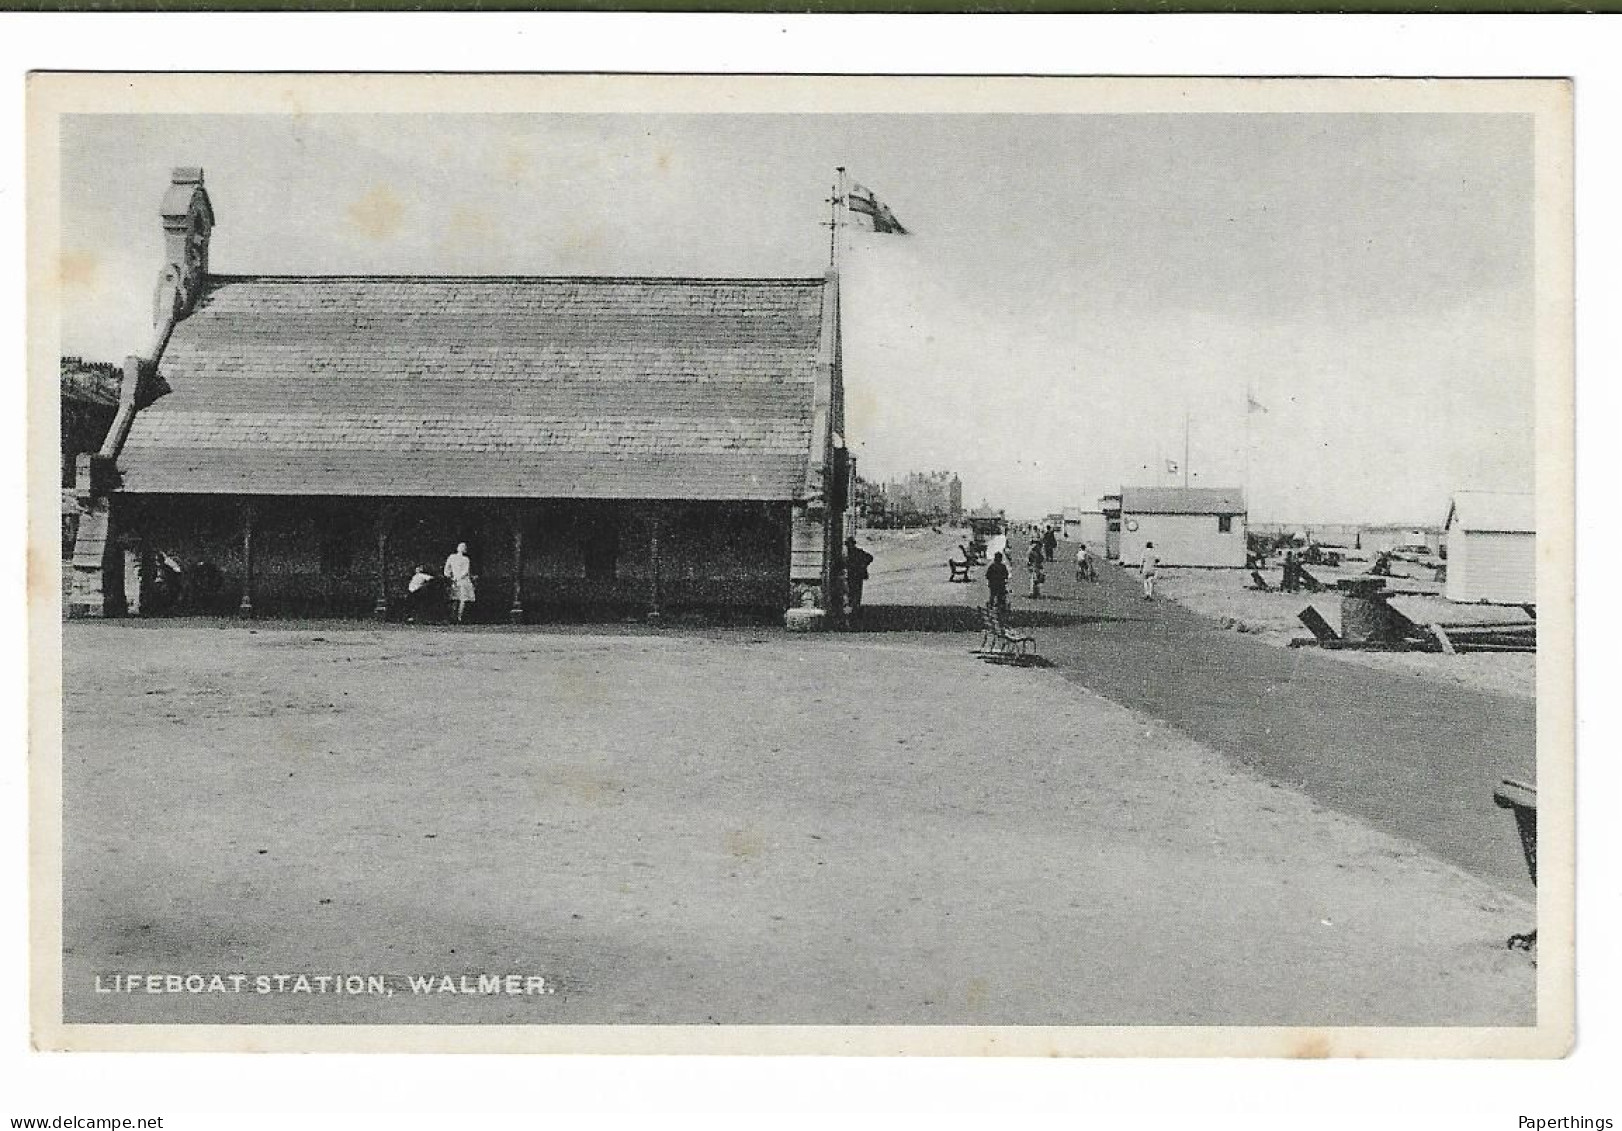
[1061,505,1108,548]
[966,504,1004,538]
[1304,524,1360,548]
[1099,493,1123,559]
[1118,487,1247,568]
[1247,523,1297,542]
[854,476,887,527]
[1444,491,1535,605]
[1359,524,1444,556]
[883,470,963,525]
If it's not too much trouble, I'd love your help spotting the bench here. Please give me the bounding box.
[948,559,975,582]
[1492,779,1537,951]
[974,605,1036,662]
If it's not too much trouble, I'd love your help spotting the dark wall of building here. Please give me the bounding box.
[118,495,791,620]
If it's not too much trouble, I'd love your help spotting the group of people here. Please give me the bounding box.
[1279,548,1305,593]
[981,537,1157,608]
[406,542,478,624]
[978,538,1112,609]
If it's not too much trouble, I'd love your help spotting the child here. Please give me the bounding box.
[1076,543,1095,582]
[406,564,436,622]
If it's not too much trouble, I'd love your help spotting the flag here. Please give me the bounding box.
[1165,459,1179,475]
[1247,393,1268,414]
[846,182,909,234]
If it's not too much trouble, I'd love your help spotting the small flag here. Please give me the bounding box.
[846,182,909,235]
[1248,393,1268,414]
[1165,459,1179,475]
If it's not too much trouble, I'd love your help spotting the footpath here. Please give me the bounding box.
[1017,550,1537,892]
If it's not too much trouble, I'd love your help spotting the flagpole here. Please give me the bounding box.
[1245,380,1266,519]
[829,166,847,274]
[1183,412,1190,488]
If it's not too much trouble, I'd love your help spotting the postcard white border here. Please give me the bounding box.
[26,71,1575,1059]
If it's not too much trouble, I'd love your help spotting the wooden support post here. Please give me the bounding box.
[509,504,526,624]
[1297,606,1340,643]
[646,503,663,625]
[238,500,256,618]
[1429,623,1457,655]
[374,504,392,620]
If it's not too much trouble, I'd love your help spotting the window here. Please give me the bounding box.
[1218,515,1233,534]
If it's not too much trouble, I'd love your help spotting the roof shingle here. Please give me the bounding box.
[120,275,827,500]
[1120,487,1247,515]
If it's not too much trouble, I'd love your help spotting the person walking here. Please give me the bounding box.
[1139,541,1159,601]
[444,541,476,624]
[1026,538,1046,599]
[843,537,874,619]
[1042,525,1058,563]
[985,551,1010,614]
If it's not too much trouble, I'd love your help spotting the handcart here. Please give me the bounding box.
[1492,778,1537,951]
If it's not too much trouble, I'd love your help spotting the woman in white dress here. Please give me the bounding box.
[444,542,476,624]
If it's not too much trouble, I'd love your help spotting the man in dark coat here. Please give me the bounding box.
[843,537,874,618]
[985,551,1010,613]
[1042,526,1058,563]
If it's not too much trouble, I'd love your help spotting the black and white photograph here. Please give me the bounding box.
[30,73,1572,1056]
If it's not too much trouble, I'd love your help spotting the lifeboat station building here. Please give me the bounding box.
[67,169,853,629]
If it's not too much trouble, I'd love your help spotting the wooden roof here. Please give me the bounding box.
[119,275,829,500]
[1120,487,1247,516]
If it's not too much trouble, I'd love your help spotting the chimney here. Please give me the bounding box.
[153,166,215,327]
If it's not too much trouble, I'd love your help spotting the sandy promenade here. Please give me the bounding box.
[1150,565,1535,701]
[60,588,1533,1026]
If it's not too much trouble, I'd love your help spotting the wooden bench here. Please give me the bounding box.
[948,559,975,583]
[974,605,1036,661]
[1492,779,1537,951]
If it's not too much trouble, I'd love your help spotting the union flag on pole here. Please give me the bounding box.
[846,182,909,234]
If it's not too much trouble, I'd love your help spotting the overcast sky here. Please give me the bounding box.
[58,112,1535,523]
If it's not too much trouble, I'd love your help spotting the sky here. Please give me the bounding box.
[56,112,1536,523]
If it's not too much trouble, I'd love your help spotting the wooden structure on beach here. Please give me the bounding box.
[66,168,854,627]
[1117,486,1247,568]
[1443,491,1536,606]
